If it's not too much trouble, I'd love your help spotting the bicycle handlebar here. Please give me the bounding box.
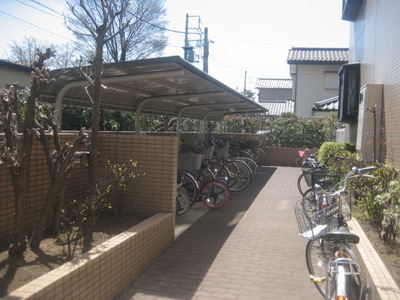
[315,166,376,197]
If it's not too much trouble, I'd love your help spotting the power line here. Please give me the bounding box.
[14,0,63,19]
[0,10,70,42]
[28,0,63,17]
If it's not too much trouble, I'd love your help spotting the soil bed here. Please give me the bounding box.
[0,212,150,297]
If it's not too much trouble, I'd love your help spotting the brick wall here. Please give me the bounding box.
[0,132,178,249]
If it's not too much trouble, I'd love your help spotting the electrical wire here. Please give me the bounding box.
[14,0,63,19]
[0,10,70,41]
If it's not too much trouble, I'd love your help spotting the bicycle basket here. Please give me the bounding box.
[301,168,314,186]
[311,170,339,190]
[216,144,230,161]
[298,150,305,158]
[293,192,352,239]
[293,199,339,239]
[201,146,215,161]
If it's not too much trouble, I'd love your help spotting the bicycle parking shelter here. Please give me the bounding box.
[39,56,267,135]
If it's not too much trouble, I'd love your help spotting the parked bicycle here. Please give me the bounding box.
[297,153,344,197]
[294,166,376,299]
[177,146,231,212]
[296,147,313,167]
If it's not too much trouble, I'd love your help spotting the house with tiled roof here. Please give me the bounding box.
[287,47,348,118]
[255,78,294,117]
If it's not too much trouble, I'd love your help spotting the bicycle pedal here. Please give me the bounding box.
[309,275,326,282]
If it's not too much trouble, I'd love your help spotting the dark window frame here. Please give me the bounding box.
[338,63,360,122]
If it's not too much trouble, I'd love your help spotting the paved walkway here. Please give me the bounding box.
[118,166,322,300]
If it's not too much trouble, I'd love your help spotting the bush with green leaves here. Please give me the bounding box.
[322,149,400,241]
[374,180,400,241]
[265,112,341,148]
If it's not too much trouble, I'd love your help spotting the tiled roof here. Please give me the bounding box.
[287,47,349,64]
[312,96,338,111]
[256,78,292,89]
[258,99,294,116]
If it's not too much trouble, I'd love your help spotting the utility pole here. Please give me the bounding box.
[203,27,209,73]
[244,71,247,93]
[183,14,194,62]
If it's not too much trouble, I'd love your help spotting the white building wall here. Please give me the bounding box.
[349,0,400,164]
[294,64,341,118]
[0,68,32,90]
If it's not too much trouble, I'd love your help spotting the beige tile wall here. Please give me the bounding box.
[4,213,173,300]
[0,133,178,249]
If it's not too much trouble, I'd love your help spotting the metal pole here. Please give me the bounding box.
[203,27,209,73]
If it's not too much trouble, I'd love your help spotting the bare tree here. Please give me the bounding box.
[0,50,53,255]
[65,0,134,251]
[7,36,79,69]
[105,0,168,62]
[68,0,168,63]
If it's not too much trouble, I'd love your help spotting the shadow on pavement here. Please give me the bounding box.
[119,166,277,299]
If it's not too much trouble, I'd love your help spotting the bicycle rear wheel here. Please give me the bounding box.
[295,157,304,167]
[200,180,230,209]
[306,238,363,299]
[305,237,331,297]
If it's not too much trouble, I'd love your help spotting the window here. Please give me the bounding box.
[338,63,360,122]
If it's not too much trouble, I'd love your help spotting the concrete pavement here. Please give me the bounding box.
[117,166,322,300]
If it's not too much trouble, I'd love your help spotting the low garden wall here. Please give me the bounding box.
[3,213,173,300]
[265,147,318,167]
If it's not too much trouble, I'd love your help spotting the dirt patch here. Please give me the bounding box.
[0,212,151,298]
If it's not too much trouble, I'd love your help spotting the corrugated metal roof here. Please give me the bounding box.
[312,96,338,111]
[287,47,349,64]
[39,56,267,123]
[256,78,292,89]
[258,100,294,116]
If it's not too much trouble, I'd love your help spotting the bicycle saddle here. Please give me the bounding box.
[324,226,360,244]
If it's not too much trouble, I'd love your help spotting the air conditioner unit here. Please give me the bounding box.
[356,84,383,161]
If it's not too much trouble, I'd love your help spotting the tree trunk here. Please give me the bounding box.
[29,182,66,250]
[83,35,105,253]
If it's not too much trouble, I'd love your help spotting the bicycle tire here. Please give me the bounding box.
[198,166,215,186]
[200,180,230,209]
[297,173,309,196]
[237,156,257,179]
[176,188,190,215]
[305,237,331,297]
[252,148,267,167]
[177,171,199,205]
[208,162,230,186]
[223,160,251,192]
[295,157,304,167]
[306,237,363,299]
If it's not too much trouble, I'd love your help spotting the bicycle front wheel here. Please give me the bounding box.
[223,160,251,192]
[200,180,231,209]
[297,173,309,196]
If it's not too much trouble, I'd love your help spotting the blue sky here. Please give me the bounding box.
[0,0,350,92]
